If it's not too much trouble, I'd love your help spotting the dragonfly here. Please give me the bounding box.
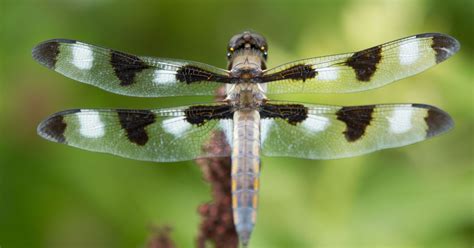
[33,31,459,247]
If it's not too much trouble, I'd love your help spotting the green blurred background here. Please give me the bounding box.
[1,0,473,247]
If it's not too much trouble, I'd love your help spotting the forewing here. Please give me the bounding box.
[32,39,231,97]
[262,33,460,94]
[260,102,453,159]
[37,106,234,162]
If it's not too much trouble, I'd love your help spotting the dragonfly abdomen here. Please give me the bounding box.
[231,110,261,247]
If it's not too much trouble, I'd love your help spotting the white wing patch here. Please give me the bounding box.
[398,39,420,65]
[260,119,274,144]
[387,107,413,134]
[162,117,192,137]
[72,43,94,70]
[153,70,177,85]
[317,68,339,81]
[302,116,330,133]
[77,110,105,138]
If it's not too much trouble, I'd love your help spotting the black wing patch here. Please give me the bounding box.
[260,103,308,125]
[32,39,75,69]
[176,65,232,84]
[118,110,156,145]
[411,103,454,138]
[428,34,460,64]
[260,64,317,83]
[184,105,234,125]
[345,46,382,82]
[37,109,81,144]
[110,50,150,86]
[336,105,375,142]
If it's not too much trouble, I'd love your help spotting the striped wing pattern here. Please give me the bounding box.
[38,102,453,162]
[37,106,234,162]
[32,39,231,97]
[33,33,458,161]
[262,33,460,94]
[260,102,453,159]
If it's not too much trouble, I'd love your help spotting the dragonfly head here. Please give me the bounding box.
[227,31,268,62]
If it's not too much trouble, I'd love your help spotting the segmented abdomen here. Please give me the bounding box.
[231,110,261,246]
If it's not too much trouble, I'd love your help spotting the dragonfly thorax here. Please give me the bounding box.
[225,83,267,110]
[226,31,269,111]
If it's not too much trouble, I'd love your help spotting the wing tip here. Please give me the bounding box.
[416,33,460,63]
[32,39,76,69]
[412,103,454,138]
[37,109,80,143]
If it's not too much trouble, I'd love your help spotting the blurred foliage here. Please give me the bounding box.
[1,0,473,247]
